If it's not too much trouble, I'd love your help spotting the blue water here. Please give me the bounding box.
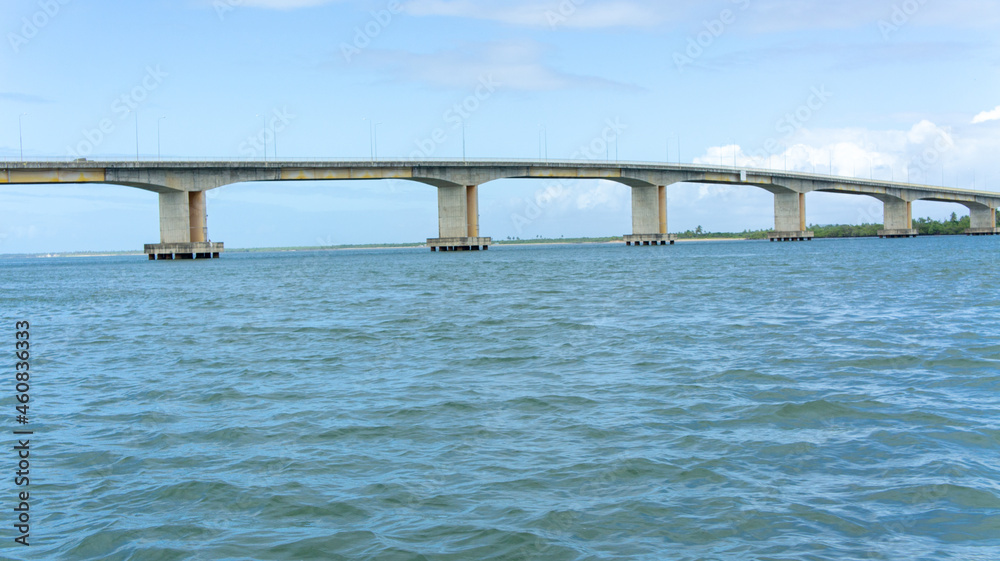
[2,237,1000,560]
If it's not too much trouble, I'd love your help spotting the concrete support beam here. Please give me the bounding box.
[159,191,192,244]
[467,185,479,238]
[437,185,468,239]
[625,184,676,246]
[658,185,667,235]
[429,184,491,251]
[151,190,222,260]
[189,191,207,243]
[878,198,918,238]
[966,203,1000,235]
[631,185,660,235]
[769,191,813,241]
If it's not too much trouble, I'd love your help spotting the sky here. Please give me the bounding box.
[1,0,999,252]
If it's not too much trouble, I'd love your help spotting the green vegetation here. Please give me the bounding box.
[677,211,997,240]
[8,210,996,258]
[809,211,990,238]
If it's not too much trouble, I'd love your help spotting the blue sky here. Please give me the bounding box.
[2,0,999,252]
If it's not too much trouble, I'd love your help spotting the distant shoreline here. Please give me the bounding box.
[2,227,989,259]
[3,237,757,258]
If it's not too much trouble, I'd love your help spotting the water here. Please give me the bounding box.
[2,237,1000,560]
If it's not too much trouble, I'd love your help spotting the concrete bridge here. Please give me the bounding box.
[3,159,999,258]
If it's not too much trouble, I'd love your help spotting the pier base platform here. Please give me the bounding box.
[624,234,677,246]
[428,237,491,252]
[965,228,1000,236]
[767,231,814,242]
[878,229,919,239]
[145,242,224,261]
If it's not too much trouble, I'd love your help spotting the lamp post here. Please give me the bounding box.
[257,113,267,162]
[363,117,376,162]
[373,122,381,161]
[462,121,467,162]
[133,110,139,161]
[18,113,27,162]
[157,116,166,161]
[539,125,547,161]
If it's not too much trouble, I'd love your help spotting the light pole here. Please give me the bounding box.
[363,117,375,162]
[18,113,27,162]
[539,125,547,161]
[373,122,382,161]
[462,121,466,162]
[157,116,166,161]
[133,110,139,161]
[257,114,267,162]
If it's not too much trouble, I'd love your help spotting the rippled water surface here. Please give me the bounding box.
[3,237,1000,560]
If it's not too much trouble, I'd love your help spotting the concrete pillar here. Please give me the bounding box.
[774,192,806,232]
[969,204,997,230]
[428,184,491,251]
[148,188,222,261]
[877,197,918,238]
[159,191,192,244]
[437,185,468,238]
[658,185,667,235]
[466,185,479,238]
[631,185,659,235]
[883,199,911,230]
[159,191,210,244]
[625,184,675,246]
[189,191,207,243]
[768,191,813,241]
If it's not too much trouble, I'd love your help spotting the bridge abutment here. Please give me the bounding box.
[625,185,676,246]
[428,184,491,251]
[768,192,813,242]
[146,190,223,260]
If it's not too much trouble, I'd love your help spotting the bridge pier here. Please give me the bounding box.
[768,191,813,242]
[428,184,491,251]
[625,185,676,246]
[965,203,1000,235]
[878,198,918,238]
[145,191,223,260]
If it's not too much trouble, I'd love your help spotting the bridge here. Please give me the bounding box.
[3,159,999,259]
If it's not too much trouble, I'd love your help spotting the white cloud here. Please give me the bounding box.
[402,0,665,29]
[224,0,335,8]
[972,106,1000,124]
[349,40,628,91]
